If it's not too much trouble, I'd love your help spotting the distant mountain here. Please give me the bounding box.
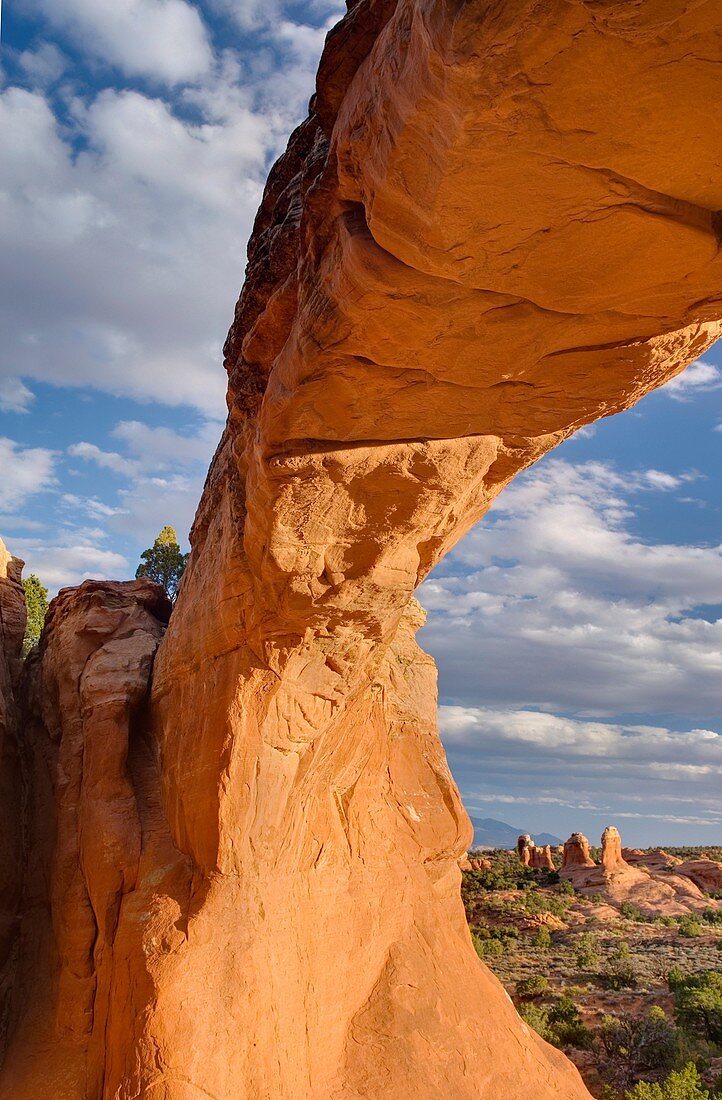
[470,817,562,849]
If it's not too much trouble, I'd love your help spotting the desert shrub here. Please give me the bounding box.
[624,1063,710,1099]
[701,909,722,926]
[621,902,647,923]
[558,878,575,895]
[516,975,549,999]
[472,933,506,959]
[576,931,601,969]
[678,916,703,938]
[671,971,722,1046]
[519,997,592,1051]
[669,967,686,993]
[548,996,594,1050]
[532,925,552,949]
[601,1007,681,1090]
[518,1002,553,1042]
[598,946,638,990]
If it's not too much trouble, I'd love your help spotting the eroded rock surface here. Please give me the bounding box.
[1,580,171,1096]
[562,833,596,870]
[3,0,722,1096]
[0,540,25,1047]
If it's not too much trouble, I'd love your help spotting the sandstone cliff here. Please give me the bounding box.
[3,0,722,1096]
[0,540,25,1050]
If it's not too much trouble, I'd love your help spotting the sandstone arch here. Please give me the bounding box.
[3,0,722,1096]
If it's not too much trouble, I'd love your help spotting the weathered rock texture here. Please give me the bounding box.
[3,0,722,1095]
[518,833,534,867]
[562,833,596,870]
[601,826,626,872]
[518,835,556,871]
[0,540,25,1047]
[1,580,171,1096]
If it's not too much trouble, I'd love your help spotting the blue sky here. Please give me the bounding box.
[2,0,721,846]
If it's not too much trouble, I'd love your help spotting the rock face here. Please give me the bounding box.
[1,580,171,1096]
[518,834,534,867]
[562,833,596,870]
[518,835,556,871]
[3,0,722,1096]
[601,826,626,872]
[0,540,25,1044]
[533,845,556,872]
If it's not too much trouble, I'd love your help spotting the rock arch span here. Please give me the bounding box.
[2,0,722,1096]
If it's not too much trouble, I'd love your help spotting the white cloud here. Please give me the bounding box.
[26,0,214,84]
[16,42,67,87]
[13,537,129,591]
[420,459,722,718]
[0,377,34,413]
[0,437,56,511]
[662,359,722,399]
[67,442,138,476]
[110,418,221,467]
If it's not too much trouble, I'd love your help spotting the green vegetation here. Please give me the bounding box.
[678,916,704,939]
[670,971,722,1046]
[135,525,188,602]
[601,1007,680,1091]
[625,1063,715,1100]
[22,574,48,654]
[519,995,593,1052]
[533,925,552,949]
[515,975,549,999]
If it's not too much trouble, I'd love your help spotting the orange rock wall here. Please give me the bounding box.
[0,540,25,1041]
[3,0,722,1096]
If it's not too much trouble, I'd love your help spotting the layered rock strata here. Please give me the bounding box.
[3,0,722,1095]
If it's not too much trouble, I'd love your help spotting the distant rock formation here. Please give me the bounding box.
[562,833,596,870]
[533,845,556,872]
[561,827,721,917]
[601,826,626,871]
[518,834,534,867]
[461,855,493,872]
[517,835,556,871]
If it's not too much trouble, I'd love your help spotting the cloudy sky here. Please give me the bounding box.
[2,1,722,847]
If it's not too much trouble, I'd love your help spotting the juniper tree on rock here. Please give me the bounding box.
[135,525,188,602]
[22,574,49,654]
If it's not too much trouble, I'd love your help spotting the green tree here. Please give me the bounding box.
[22,574,49,654]
[625,1063,710,1100]
[601,1007,681,1090]
[672,971,722,1046]
[135,526,188,601]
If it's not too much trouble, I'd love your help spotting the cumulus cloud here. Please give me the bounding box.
[420,459,722,719]
[662,359,721,399]
[11,536,129,591]
[0,378,34,413]
[0,1,336,420]
[0,437,56,511]
[439,704,722,841]
[24,0,214,84]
